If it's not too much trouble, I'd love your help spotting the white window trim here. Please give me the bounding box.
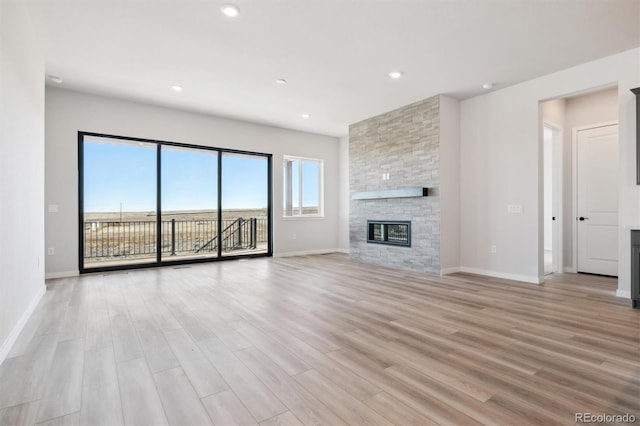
[283,155,324,218]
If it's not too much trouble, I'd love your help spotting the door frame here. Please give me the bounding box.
[571,121,619,273]
[543,121,563,275]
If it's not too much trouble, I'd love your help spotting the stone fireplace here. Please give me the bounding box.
[348,95,459,274]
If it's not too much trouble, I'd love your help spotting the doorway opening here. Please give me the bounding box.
[543,124,561,275]
[540,86,619,280]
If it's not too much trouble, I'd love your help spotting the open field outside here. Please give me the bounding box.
[83,209,268,266]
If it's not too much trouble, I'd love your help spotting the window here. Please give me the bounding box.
[283,156,323,217]
[79,131,272,272]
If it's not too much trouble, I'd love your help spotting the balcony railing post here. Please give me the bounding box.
[251,218,257,249]
[171,219,176,256]
[238,218,243,247]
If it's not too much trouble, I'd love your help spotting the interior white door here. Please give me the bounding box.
[576,124,619,276]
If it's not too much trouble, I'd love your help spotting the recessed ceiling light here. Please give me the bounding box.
[275,79,287,85]
[482,83,493,90]
[388,71,403,79]
[221,4,240,17]
[47,75,63,84]
[301,113,311,119]
[171,85,183,92]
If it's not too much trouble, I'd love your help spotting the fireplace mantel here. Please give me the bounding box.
[351,187,429,200]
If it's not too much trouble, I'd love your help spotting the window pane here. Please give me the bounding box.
[83,137,157,268]
[283,159,300,216]
[301,160,319,214]
[161,146,218,261]
[222,153,269,256]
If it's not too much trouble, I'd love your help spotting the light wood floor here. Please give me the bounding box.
[1,254,638,425]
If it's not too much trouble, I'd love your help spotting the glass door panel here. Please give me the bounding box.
[82,136,157,269]
[161,146,218,261]
[221,153,269,257]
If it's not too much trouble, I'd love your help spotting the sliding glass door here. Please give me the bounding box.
[79,132,271,272]
[221,153,269,257]
[82,136,157,268]
[161,146,218,261]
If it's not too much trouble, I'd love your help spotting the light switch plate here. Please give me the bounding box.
[48,204,59,213]
[507,204,523,214]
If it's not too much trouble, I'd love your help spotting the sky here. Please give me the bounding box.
[84,138,319,213]
[83,139,276,212]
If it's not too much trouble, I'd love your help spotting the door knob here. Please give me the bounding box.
[578,217,589,221]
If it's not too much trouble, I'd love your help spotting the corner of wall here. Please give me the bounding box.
[0,0,46,364]
[439,95,461,271]
[338,135,350,251]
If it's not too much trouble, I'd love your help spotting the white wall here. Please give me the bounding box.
[0,0,46,361]
[338,136,350,251]
[439,95,461,273]
[45,88,340,276]
[460,48,639,295]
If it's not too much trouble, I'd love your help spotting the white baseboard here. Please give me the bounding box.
[616,289,631,299]
[274,248,344,258]
[0,284,46,365]
[563,267,578,273]
[335,248,350,254]
[458,267,542,284]
[45,270,79,279]
[440,267,461,275]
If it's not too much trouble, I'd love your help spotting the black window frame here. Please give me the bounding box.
[78,131,273,274]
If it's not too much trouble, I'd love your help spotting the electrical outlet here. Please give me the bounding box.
[292,234,297,240]
[490,245,497,253]
[47,247,55,256]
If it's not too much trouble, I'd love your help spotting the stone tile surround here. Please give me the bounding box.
[349,96,440,273]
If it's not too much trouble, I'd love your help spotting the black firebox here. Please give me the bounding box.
[367,221,411,247]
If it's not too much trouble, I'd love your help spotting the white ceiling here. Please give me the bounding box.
[26,0,640,137]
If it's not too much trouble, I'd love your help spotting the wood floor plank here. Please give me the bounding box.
[231,321,311,375]
[133,319,180,373]
[236,346,348,426]
[201,390,258,426]
[57,306,88,343]
[294,369,393,425]
[84,306,111,351]
[116,357,168,426]
[80,346,124,426]
[269,330,382,400]
[363,391,436,426]
[153,367,213,426]
[198,338,287,422]
[6,306,45,359]
[169,305,216,342]
[1,254,637,426]
[259,411,303,426]
[0,401,40,426]
[145,297,182,332]
[109,313,144,363]
[193,309,252,351]
[36,339,85,423]
[0,332,58,409]
[34,412,80,426]
[164,329,228,397]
